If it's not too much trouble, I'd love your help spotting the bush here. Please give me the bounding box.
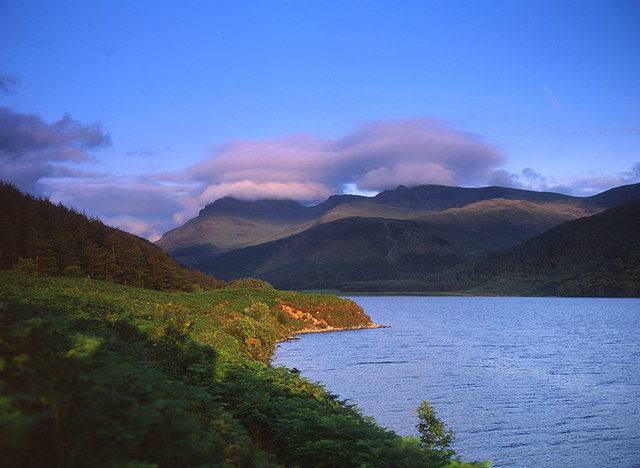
[415,399,456,461]
[14,257,37,275]
[62,265,85,277]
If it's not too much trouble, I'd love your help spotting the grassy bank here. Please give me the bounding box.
[0,272,489,467]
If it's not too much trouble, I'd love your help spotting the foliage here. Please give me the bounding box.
[416,400,456,461]
[0,272,489,467]
[227,278,274,289]
[0,182,226,291]
[224,302,278,363]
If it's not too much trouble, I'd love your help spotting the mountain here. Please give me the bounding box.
[159,183,640,291]
[442,198,640,297]
[156,184,599,264]
[0,182,223,291]
[156,194,365,265]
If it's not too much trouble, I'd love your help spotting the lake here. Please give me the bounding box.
[273,297,640,467]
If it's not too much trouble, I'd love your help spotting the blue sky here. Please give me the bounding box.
[1,0,639,240]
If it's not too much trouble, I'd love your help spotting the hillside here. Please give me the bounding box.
[157,184,599,263]
[0,182,223,291]
[198,216,501,290]
[0,187,487,466]
[437,199,640,297]
[157,183,640,291]
[1,273,491,467]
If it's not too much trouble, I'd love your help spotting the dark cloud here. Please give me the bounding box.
[0,106,111,193]
[488,169,521,188]
[487,164,640,197]
[0,73,22,95]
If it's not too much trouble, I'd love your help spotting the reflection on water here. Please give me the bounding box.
[274,297,640,467]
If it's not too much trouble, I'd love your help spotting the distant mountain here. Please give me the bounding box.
[168,183,640,291]
[442,198,640,297]
[158,184,640,269]
[156,194,364,265]
[197,216,492,290]
[0,182,223,291]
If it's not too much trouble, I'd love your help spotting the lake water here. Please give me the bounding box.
[273,297,640,467]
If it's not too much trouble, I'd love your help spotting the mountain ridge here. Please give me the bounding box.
[156,183,640,291]
[158,183,640,264]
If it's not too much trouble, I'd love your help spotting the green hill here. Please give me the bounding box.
[0,182,223,292]
[438,199,640,297]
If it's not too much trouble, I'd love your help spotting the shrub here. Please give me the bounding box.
[415,399,456,461]
[62,265,85,277]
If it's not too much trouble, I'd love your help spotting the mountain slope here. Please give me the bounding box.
[158,184,640,267]
[198,216,492,290]
[156,195,365,264]
[0,182,222,291]
[443,198,640,296]
[158,183,640,291]
[195,198,596,291]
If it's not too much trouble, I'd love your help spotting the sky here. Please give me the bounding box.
[1,0,639,241]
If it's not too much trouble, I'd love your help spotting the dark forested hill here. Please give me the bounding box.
[0,182,223,291]
[440,198,640,297]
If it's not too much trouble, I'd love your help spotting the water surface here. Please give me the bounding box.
[274,297,640,466]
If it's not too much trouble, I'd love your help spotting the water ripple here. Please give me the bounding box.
[275,297,640,467]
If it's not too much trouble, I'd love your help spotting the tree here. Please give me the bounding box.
[415,399,456,461]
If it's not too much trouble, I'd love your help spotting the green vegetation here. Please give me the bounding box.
[0,182,223,292]
[0,183,490,465]
[416,400,456,462]
[0,272,489,467]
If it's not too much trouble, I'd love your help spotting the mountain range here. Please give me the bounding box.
[156,183,640,293]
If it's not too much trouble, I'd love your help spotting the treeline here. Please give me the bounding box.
[0,182,271,292]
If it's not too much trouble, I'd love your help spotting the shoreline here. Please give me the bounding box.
[279,322,387,343]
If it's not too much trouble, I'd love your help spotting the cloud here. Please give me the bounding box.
[5,110,636,241]
[488,169,522,188]
[181,118,507,207]
[0,106,111,193]
[358,162,457,190]
[541,84,563,113]
[188,180,332,207]
[103,214,152,237]
[0,73,22,95]
[488,163,640,197]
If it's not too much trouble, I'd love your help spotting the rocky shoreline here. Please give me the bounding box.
[280,322,387,343]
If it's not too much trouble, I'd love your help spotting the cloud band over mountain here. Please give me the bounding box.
[182,118,507,206]
[1,106,638,240]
